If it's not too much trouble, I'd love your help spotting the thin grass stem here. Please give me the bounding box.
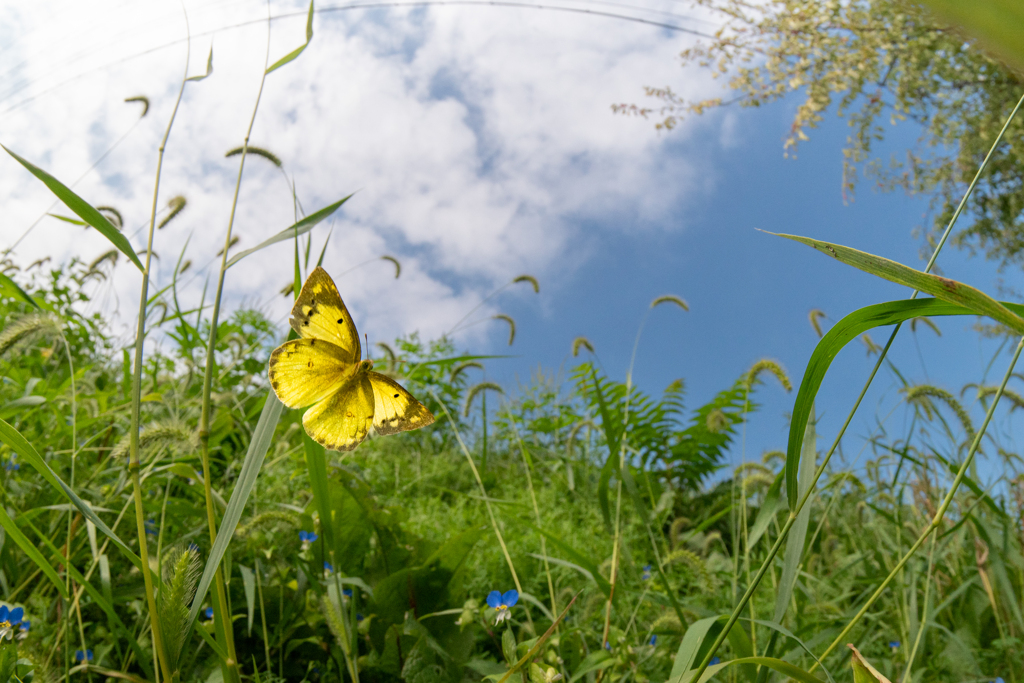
[900,533,937,683]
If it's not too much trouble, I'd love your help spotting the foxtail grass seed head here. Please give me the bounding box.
[158,195,187,229]
[705,408,728,433]
[380,255,401,278]
[280,281,295,297]
[650,294,688,311]
[571,336,594,357]
[158,545,202,667]
[178,260,192,274]
[96,206,123,231]
[450,360,483,382]
[225,145,282,167]
[745,358,792,392]
[88,250,119,272]
[808,308,827,337]
[910,316,941,336]
[0,313,61,357]
[493,314,516,345]
[861,333,881,355]
[464,382,504,417]
[111,420,199,462]
[216,236,240,257]
[27,257,50,271]
[904,385,976,442]
[513,274,539,293]
[124,95,149,117]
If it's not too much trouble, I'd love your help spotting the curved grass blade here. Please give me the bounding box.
[224,194,352,269]
[0,417,141,569]
[769,231,1024,335]
[496,592,578,683]
[783,297,1023,510]
[675,657,826,683]
[187,47,214,82]
[2,145,144,271]
[266,0,314,74]
[0,272,42,310]
[186,392,284,628]
[747,470,785,549]
[0,505,67,598]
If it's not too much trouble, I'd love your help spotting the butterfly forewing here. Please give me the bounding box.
[269,339,355,409]
[368,371,435,435]
[290,267,361,364]
[302,375,375,451]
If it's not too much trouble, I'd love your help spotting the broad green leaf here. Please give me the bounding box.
[917,0,1024,74]
[770,232,1024,334]
[266,0,315,74]
[187,47,214,82]
[0,272,42,310]
[187,392,284,628]
[785,298,1024,507]
[501,628,517,666]
[848,645,892,683]
[0,417,141,569]
[3,146,144,271]
[303,431,335,557]
[224,194,352,268]
[747,470,785,549]
[0,505,66,598]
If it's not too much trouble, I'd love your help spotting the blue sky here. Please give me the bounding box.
[3,0,1022,483]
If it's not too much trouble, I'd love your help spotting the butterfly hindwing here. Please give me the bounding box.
[302,375,375,451]
[290,267,361,364]
[367,371,436,436]
[269,339,354,409]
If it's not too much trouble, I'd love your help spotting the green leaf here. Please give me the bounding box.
[0,418,141,569]
[224,194,352,268]
[770,232,1024,335]
[747,470,785,549]
[676,657,826,683]
[568,651,612,683]
[502,628,517,666]
[0,505,66,598]
[916,0,1024,74]
[2,145,144,271]
[303,432,335,556]
[0,272,42,310]
[497,593,579,683]
[848,645,892,683]
[187,47,214,82]
[187,392,284,628]
[240,565,256,636]
[784,297,1024,516]
[266,0,315,74]
[670,616,721,681]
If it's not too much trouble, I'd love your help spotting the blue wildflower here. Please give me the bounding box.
[3,458,18,471]
[356,613,364,622]
[996,678,1005,683]
[324,561,333,574]
[889,641,900,649]
[486,589,518,624]
[188,543,200,554]
[642,564,652,581]
[649,635,656,646]
[20,620,30,631]
[0,605,24,640]
[204,607,214,620]
[145,519,157,536]
[343,588,353,597]
[710,657,720,666]
[75,650,94,662]
[299,531,318,545]
[604,642,611,651]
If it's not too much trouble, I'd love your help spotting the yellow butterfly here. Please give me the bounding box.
[268,267,435,451]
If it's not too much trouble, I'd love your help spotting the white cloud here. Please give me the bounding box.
[0,0,726,351]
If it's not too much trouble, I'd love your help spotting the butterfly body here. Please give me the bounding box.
[268,267,434,451]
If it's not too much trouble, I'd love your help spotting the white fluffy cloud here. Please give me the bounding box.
[0,0,723,349]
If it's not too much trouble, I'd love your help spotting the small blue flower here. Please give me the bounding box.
[19,620,30,631]
[356,613,364,622]
[710,657,720,666]
[486,589,518,624]
[649,635,656,646]
[642,564,652,581]
[889,641,900,649]
[188,543,200,554]
[299,531,318,543]
[996,678,1005,683]
[204,607,214,620]
[324,561,333,573]
[343,588,353,597]
[145,519,157,536]
[3,458,18,471]
[75,650,94,662]
[604,642,611,651]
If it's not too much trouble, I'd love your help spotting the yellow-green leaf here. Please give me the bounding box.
[848,645,892,683]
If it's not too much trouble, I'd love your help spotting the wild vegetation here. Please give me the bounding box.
[2,2,1024,683]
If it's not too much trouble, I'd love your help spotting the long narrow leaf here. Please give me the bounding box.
[225,195,352,269]
[187,392,284,628]
[0,418,141,569]
[0,272,42,310]
[0,505,67,598]
[2,145,144,271]
[266,0,315,74]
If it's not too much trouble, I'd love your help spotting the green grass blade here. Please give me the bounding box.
[669,616,721,680]
[0,273,42,310]
[747,471,785,549]
[568,652,613,683]
[769,231,1024,334]
[240,565,256,636]
[0,417,141,569]
[0,505,67,598]
[224,194,352,269]
[187,392,284,628]
[496,593,578,683]
[916,0,1024,73]
[676,657,826,683]
[302,431,336,555]
[2,145,144,271]
[186,47,214,82]
[266,0,315,74]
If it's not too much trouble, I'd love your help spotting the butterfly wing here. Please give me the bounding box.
[367,371,435,435]
[268,339,354,409]
[302,375,375,451]
[290,267,361,364]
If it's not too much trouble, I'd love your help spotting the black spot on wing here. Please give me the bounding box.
[393,393,399,398]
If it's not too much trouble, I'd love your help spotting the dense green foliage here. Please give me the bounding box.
[0,257,1022,683]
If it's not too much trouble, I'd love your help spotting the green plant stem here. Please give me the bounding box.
[601,478,623,654]
[196,11,272,679]
[127,25,196,683]
[812,335,1023,667]
[255,560,272,669]
[900,533,937,683]
[688,88,1024,683]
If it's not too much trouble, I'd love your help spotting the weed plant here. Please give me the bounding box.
[1,6,1024,683]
